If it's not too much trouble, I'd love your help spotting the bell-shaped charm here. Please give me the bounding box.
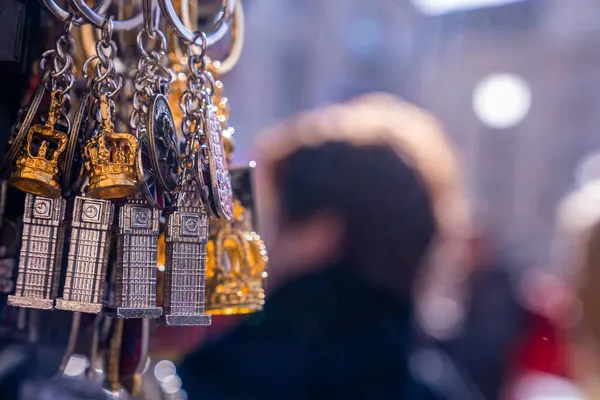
[83,96,139,199]
[241,231,268,310]
[9,91,68,198]
[206,200,268,315]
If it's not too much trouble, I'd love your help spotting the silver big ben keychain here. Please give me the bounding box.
[108,1,178,318]
[161,170,210,326]
[159,33,220,326]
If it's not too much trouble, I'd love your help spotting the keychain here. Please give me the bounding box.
[204,60,267,314]
[108,0,178,319]
[159,33,217,326]
[56,18,129,314]
[8,19,76,310]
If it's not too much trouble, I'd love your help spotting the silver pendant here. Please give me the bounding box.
[55,196,114,314]
[107,200,162,318]
[197,102,234,221]
[159,205,211,326]
[8,194,66,309]
[146,94,179,194]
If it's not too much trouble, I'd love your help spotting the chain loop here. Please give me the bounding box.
[80,16,123,126]
[176,31,221,207]
[129,9,174,142]
[36,15,76,123]
[101,16,114,46]
[136,29,167,59]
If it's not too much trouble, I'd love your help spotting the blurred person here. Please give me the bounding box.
[506,182,600,400]
[178,93,473,399]
[558,182,600,398]
[437,223,530,400]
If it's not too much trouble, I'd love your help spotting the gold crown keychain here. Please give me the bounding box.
[84,95,138,199]
[10,91,68,198]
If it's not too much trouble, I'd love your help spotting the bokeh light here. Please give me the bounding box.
[472,73,532,129]
[63,354,89,377]
[154,360,177,383]
[411,0,526,16]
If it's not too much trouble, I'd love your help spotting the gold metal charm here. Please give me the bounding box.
[84,95,139,199]
[206,200,267,315]
[203,66,267,314]
[9,91,68,198]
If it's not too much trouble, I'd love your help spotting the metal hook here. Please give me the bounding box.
[68,0,152,31]
[143,0,161,37]
[215,0,244,74]
[101,15,114,44]
[39,0,111,24]
[158,0,236,47]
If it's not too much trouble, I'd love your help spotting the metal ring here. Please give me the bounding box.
[40,0,111,24]
[158,0,235,47]
[68,0,152,31]
[188,32,207,59]
[216,0,244,74]
[180,0,194,29]
[142,0,161,36]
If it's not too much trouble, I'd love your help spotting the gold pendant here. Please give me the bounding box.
[206,200,267,315]
[9,91,68,198]
[202,72,267,314]
[83,95,139,199]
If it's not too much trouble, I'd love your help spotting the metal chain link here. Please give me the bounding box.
[176,32,215,207]
[38,17,76,123]
[82,17,123,125]
[129,28,173,138]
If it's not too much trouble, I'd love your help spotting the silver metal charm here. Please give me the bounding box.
[202,101,234,220]
[182,35,233,221]
[146,94,179,195]
[131,27,178,209]
[160,202,211,326]
[107,201,162,318]
[8,194,66,309]
[158,28,215,327]
[55,196,114,314]
[107,14,175,320]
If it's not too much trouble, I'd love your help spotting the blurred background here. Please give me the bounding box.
[227,0,600,267]
[4,1,600,398]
